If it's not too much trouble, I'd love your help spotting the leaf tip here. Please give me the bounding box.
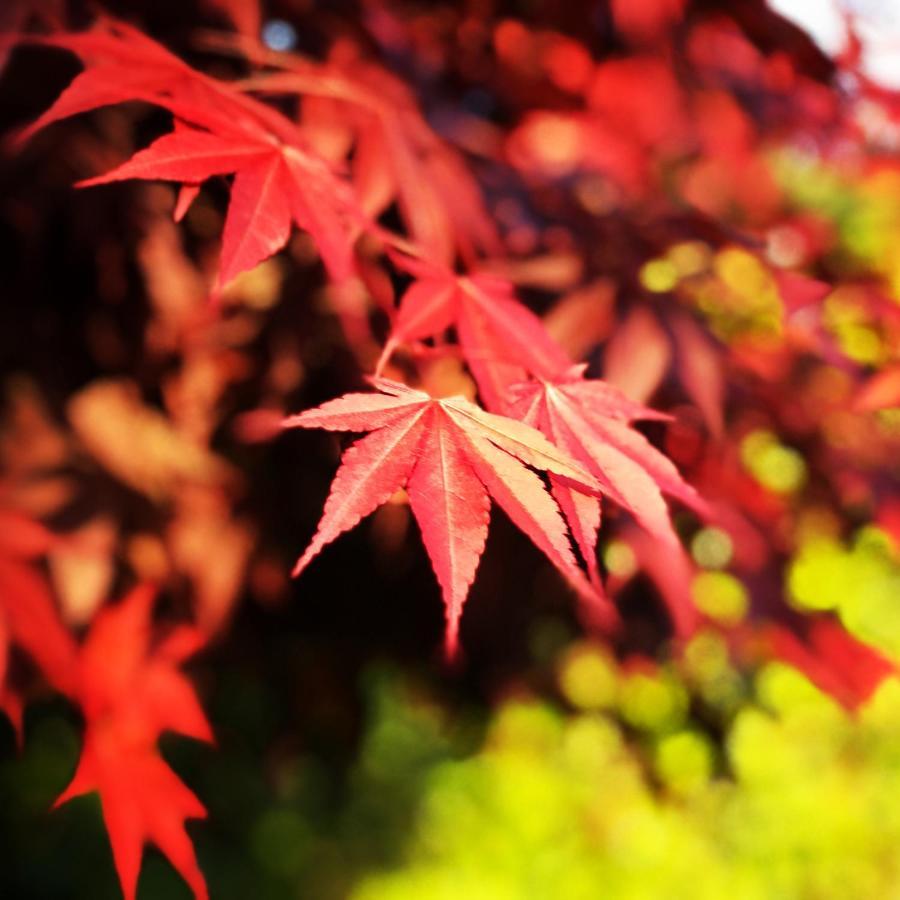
[443,622,462,666]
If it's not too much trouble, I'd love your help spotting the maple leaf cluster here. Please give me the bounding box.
[3,0,900,897]
[10,14,711,661]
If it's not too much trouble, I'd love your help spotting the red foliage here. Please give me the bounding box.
[283,378,613,657]
[2,0,900,895]
[55,586,211,900]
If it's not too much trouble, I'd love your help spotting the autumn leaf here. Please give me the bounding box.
[764,617,895,710]
[56,584,211,900]
[669,311,726,438]
[0,507,58,559]
[854,364,900,412]
[66,379,233,501]
[18,19,362,289]
[604,307,726,438]
[603,305,671,405]
[283,379,616,657]
[508,372,707,612]
[238,56,499,265]
[352,108,499,266]
[16,18,299,143]
[79,125,359,289]
[610,0,686,43]
[15,19,197,143]
[0,512,78,740]
[378,256,572,411]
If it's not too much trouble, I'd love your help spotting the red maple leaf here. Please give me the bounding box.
[603,306,726,438]
[17,18,305,142]
[764,617,896,710]
[508,371,708,614]
[19,19,362,289]
[610,0,686,42]
[0,510,78,739]
[55,584,212,900]
[283,378,616,657]
[377,255,572,411]
[15,20,196,142]
[245,60,499,265]
[79,123,359,291]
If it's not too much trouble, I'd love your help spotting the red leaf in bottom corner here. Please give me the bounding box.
[56,585,212,900]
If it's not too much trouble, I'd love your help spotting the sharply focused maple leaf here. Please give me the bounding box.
[283,378,617,656]
[56,584,211,900]
[377,255,572,412]
[19,18,362,289]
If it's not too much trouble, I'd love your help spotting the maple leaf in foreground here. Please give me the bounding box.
[509,372,709,619]
[56,585,212,900]
[283,379,617,657]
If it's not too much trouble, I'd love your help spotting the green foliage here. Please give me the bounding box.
[353,657,900,900]
[7,648,900,900]
[789,527,900,657]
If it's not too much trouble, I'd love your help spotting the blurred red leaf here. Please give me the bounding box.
[855,365,900,411]
[670,312,726,438]
[0,557,78,737]
[611,0,686,43]
[766,618,895,710]
[379,256,572,411]
[56,585,211,900]
[603,306,671,404]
